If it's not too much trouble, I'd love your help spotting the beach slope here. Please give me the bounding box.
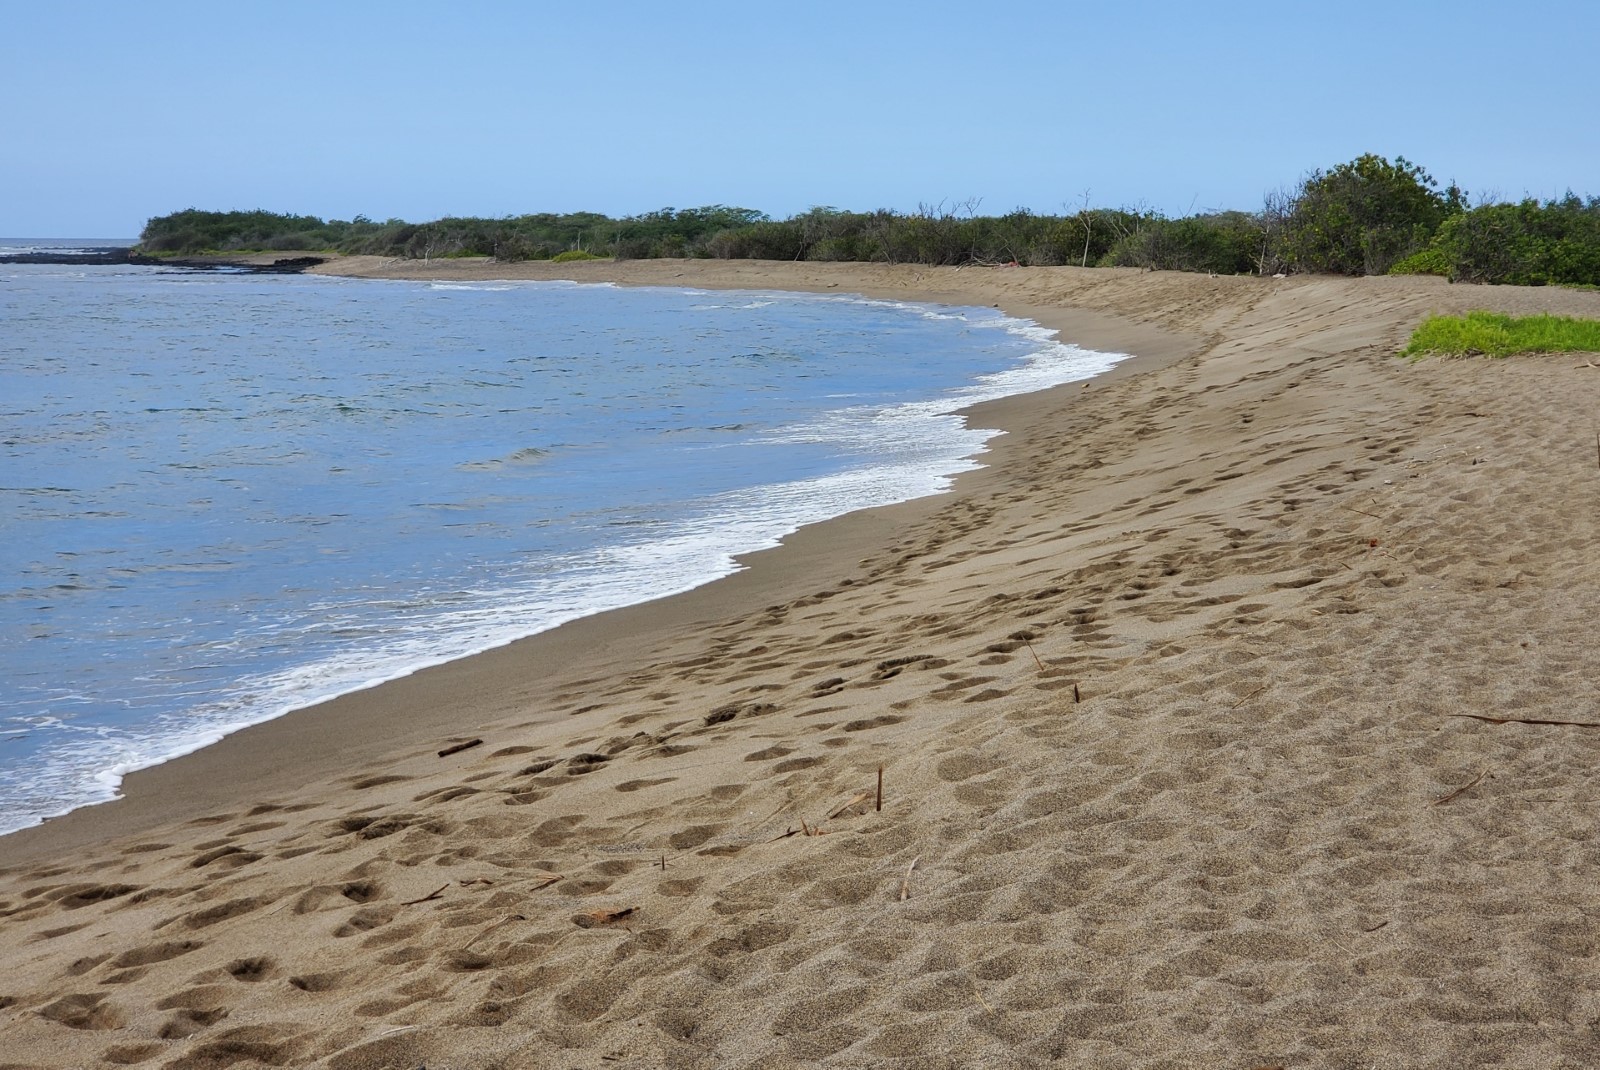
[2,263,1598,1069]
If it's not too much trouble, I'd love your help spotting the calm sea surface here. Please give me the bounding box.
[0,252,1125,833]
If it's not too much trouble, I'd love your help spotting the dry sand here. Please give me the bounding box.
[3,261,1599,1069]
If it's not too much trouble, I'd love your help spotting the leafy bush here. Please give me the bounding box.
[1430,195,1600,286]
[135,158,1598,286]
[1279,154,1465,275]
[1105,213,1259,274]
[550,249,604,263]
[1387,247,1451,277]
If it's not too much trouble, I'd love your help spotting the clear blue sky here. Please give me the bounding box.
[4,0,1596,236]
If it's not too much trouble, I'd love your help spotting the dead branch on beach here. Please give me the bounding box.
[1022,637,1046,672]
[1450,713,1600,729]
[1229,684,1268,709]
[437,738,484,758]
[401,884,450,905]
[1432,770,1489,806]
[461,913,526,950]
[830,791,872,819]
[573,906,636,928]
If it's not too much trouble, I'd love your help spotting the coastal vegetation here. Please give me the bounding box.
[137,155,1600,287]
[1401,311,1600,358]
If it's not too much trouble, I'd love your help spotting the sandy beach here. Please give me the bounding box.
[4,260,1599,1069]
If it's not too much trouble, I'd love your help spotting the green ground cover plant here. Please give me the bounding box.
[1401,311,1600,358]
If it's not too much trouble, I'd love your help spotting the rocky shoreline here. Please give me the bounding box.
[0,248,326,273]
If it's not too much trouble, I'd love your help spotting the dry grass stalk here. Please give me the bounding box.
[1451,713,1600,728]
[461,912,526,950]
[830,791,872,819]
[1431,769,1489,806]
[899,856,920,902]
[437,738,483,758]
[1229,684,1268,709]
[529,872,563,890]
[1340,504,1385,520]
[572,906,636,929]
[401,883,449,905]
[1022,637,1046,672]
[970,975,994,1013]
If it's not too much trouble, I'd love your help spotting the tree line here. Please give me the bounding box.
[137,154,1600,287]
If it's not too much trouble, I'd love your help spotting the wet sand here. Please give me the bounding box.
[3,261,1598,1069]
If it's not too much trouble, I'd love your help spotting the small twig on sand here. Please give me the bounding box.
[1340,504,1385,520]
[437,738,483,758]
[1073,683,1081,704]
[830,791,872,819]
[876,765,884,813]
[1431,770,1489,806]
[461,913,526,950]
[529,872,563,890]
[401,883,450,906]
[1230,684,1268,710]
[1451,713,1600,728]
[900,856,920,902]
[572,907,635,929]
[1022,637,1046,672]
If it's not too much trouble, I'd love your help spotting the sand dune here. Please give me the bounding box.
[3,262,1599,1069]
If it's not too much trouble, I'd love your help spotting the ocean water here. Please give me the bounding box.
[0,238,134,256]
[0,258,1126,834]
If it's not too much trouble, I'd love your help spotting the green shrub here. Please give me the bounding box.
[1401,311,1600,358]
[1431,195,1600,286]
[1279,154,1464,276]
[133,164,1599,284]
[551,249,603,263]
[1387,247,1451,277]
[1105,213,1258,274]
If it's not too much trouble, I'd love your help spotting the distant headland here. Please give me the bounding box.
[116,153,1600,287]
[0,246,325,273]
